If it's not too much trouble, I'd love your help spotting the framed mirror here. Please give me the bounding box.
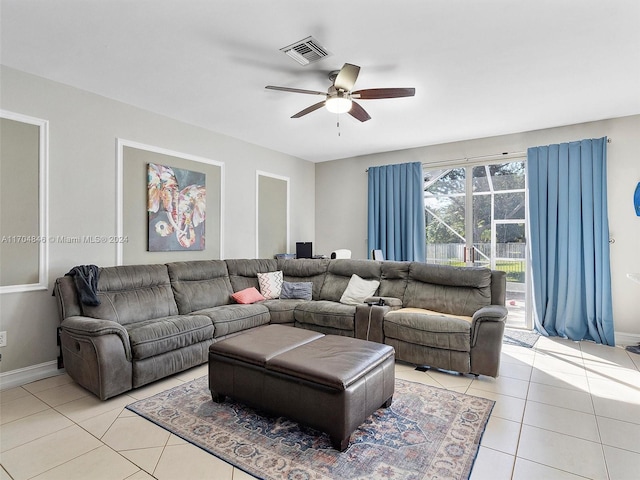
[0,111,49,293]
[256,171,289,259]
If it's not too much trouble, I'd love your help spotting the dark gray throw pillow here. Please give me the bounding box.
[280,281,313,300]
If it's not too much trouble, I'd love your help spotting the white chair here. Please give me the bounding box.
[330,249,351,259]
[372,249,384,261]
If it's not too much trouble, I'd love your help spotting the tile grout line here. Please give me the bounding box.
[582,343,613,480]
[150,374,192,478]
[583,345,640,479]
[3,352,638,480]
[509,345,539,478]
[512,457,598,480]
[24,443,107,480]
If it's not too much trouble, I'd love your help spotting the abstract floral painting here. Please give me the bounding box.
[147,163,206,251]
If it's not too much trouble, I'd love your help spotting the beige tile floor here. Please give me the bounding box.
[1,336,639,479]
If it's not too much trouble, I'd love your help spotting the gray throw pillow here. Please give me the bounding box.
[280,281,312,300]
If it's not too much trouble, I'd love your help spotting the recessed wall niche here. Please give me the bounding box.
[256,171,289,259]
[0,111,48,293]
[117,140,223,265]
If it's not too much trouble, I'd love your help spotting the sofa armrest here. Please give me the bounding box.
[355,297,403,343]
[471,305,508,344]
[469,305,508,377]
[355,303,390,343]
[61,316,132,361]
[472,305,508,322]
[363,296,403,310]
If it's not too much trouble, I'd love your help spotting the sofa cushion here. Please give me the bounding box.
[225,259,278,292]
[263,299,308,324]
[384,308,472,352]
[82,264,178,325]
[378,261,410,299]
[167,260,233,314]
[320,259,381,302]
[339,274,380,305]
[126,314,214,360]
[196,304,271,338]
[277,258,329,300]
[404,263,492,317]
[393,307,473,322]
[294,300,356,332]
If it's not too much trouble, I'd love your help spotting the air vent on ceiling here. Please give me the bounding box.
[280,36,331,66]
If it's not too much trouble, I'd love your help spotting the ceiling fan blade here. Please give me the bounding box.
[333,63,360,91]
[265,86,327,96]
[291,101,326,118]
[348,101,371,122]
[352,88,416,99]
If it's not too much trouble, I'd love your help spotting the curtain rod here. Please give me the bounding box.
[425,150,526,167]
[365,151,525,172]
[365,138,612,172]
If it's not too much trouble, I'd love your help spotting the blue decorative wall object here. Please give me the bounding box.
[635,182,640,216]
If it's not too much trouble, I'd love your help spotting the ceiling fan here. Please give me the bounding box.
[265,63,415,122]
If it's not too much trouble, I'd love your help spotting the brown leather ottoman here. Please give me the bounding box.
[208,324,395,451]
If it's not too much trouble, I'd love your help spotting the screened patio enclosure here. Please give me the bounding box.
[424,159,529,328]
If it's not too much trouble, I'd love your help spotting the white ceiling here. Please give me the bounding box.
[2,0,639,162]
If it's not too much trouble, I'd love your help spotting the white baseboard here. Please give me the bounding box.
[615,331,640,347]
[0,361,65,391]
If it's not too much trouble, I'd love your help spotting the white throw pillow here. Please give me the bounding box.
[339,274,380,305]
[256,271,283,300]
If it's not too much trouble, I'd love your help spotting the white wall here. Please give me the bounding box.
[316,115,640,343]
[0,66,315,375]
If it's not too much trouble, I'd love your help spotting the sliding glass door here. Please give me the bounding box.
[424,159,529,328]
[424,168,467,265]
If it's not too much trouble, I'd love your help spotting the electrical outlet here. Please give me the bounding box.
[0,331,6,347]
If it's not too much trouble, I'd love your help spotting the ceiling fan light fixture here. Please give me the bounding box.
[325,95,352,114]
[266,63,414,122]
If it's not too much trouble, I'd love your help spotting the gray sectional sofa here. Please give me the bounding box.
[54,258,508,400]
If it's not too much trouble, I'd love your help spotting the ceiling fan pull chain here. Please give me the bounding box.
[337,113,341,137]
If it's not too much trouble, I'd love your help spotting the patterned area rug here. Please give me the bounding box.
[127,376,494,480]
[503,328,540,348]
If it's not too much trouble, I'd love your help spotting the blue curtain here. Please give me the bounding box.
[368,162,426,262]
[527,137,614,345]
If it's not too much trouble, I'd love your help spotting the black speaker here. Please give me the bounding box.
[296,242,312,259]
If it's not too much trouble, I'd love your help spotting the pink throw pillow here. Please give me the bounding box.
[231,287,266,304]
